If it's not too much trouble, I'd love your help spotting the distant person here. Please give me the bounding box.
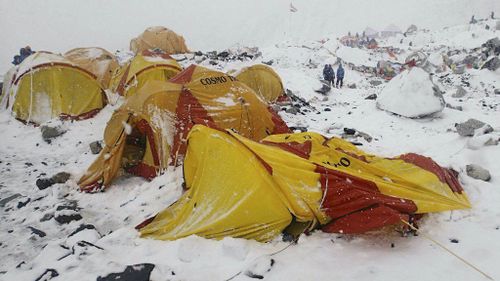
[12,46,34,65]
[491,11,495,19]
[336,64,345,88]
[322,64,335,87]
[470,15,477,24]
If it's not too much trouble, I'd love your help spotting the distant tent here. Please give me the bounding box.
[235,64,285,103]
[2,52,105,124]
[130,26,189,55]
[381,24,402,38]
[405,24,418,36]
[110,50,182,97]
[138,125,470,241]
[79,65,290,191]
[64,47,119,89]
[367,38,378,49]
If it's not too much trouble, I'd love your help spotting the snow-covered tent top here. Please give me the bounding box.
[364,27,379,38]
[381,24,402,37]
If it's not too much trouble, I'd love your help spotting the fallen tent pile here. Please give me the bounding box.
[1,52,106,124]
[138,125,470,241]
[79,65,289,191]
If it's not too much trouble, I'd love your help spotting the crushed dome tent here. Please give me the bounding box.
[1,52,106,124]
[235,64,285,103]
[130,26,189,55]
[138,125,470,242]
[79,65,290,192]
[110,51,182,97]
[64,47,119,89]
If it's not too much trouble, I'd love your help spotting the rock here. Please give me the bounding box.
[452,86,467,98]
[97,263,155,281]
[55,213,82,224]
[17,198,31,209]
[497,21,500,31]
[68,224,98,238]
[324,107,331,112]
[482,37,500,56]
[40,125,66,143]
[365,94,377,100]
[40,213,54,222]
[0,193,22,208]
[270,104,281,112]
[348,83,357,89]
[466,164,491,181]
[51,172,71,184]
[285,107,299,115]
[28,226,46,238]
[217,51,230,58]
[481,57,500,71]
[495,89,500,95]
[376,67,445,118]
[485,138,499,146]
[369,80,383,86]
[455,119,493,136]
[54,204,82,224]
[343,128,356,135]
[245,257,275,280]
[314,84,331,94]
[357,131,373,142]
[289,126,308,132]
[89,141,103,154]
[35,269,59,281]
[36,178,55,190]
[445,103,463,111]
[262,60,274,66]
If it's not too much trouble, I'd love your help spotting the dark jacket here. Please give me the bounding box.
[336,65,345,79]
[323,64,335,81]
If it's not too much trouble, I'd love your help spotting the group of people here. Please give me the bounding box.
[323,63,344,88]
[12,46,34,65]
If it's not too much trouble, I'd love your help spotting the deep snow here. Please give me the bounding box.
[1,2,500,281]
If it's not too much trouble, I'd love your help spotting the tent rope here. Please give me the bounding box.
[400,220,494,281]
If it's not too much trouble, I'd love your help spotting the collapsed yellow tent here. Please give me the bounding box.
[64,47,119,89]
[3,52,106,124]
[110,51,182,97]
[235,64,285,103]
[130,26,189,55]
[79,65,290,192]
[139,125,470,241]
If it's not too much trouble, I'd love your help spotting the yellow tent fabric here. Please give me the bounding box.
[130,26,189,55]
[5,52,105,124]
[64,47,119,89]
[110,52,182,97]
[139,125,470,241]
[79,65,290,192]
[236,64,285,103]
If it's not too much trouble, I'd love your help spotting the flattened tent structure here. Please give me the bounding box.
[2,52,106,124]
[110,50,182,97]
[130,26,189,55]
[138,125,470,241]
[235,64,285,103]
[64,47,119,89]
[79,65,290,192]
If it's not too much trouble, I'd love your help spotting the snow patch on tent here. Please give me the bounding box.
[376,67,445,118]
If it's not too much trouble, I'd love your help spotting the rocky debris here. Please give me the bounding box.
[341,128,373,142]
[445,103,463,111]
[290,126,308,132]
[482,37,500,56]
[466,164,491,181]
[40,213,54,222]
[89,141,103,154]
[284,89,317,112]
[365,94,377,100]
[97,263,155,281]
[285,106,299,115]
[453,65,465,74]
[270,104,281,113]
[485,137,500,146]
[348,83,357,89]
[452,86,467,98]
[72,240,104,258]
[481,56,500,71]
[36,172,71,190]
[369,80,383,86]
[262,60,274,65]
[315,81,331,94]
[455,119,493,137]
[245,258,275,280]
[0,193,22,208]
[68,224,98,238]
[17,197,31,209]
[35,269,59,281]
[54,201,82,224]
[467,134,500,149]
[28,226,47,238]
[195,47,261,63]
[40,125,67,143]
[495,89,500,95]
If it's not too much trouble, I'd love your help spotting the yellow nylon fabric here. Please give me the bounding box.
[236,64,284,103]
[140,125,292,242]
[10,53,104,124]
[110,54,182,97]
[263,132,471,213]
[130,26,189,55]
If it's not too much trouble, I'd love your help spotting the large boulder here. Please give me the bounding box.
[376,67,445,118]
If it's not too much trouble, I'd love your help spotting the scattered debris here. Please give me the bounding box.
[40,125,67,143]
[36,172,71,190]
[481,56,500,71]
[452,86,467,98]
[0,193,22,208]
[97,263,155,281]
[455,119,493,137]
[35,269,59,281]
[365,94,377,100]
[28,226,47,238]
[89,141,103,154]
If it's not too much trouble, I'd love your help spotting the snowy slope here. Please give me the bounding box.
[1,0,500,73]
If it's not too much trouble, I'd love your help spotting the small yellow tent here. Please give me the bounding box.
[236,64,285,103]
[79,65,290,192]
[64,47,119,89]
[130,26,189,55]
[110,51,182,97]
[3,52,106,124]
[139,125,470,241]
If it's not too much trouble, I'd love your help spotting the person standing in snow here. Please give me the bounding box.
[12,46,34,65]
[323,64,335,87]
[336,63,344,88]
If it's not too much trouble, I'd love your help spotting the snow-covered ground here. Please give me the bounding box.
[1,2,500,281]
